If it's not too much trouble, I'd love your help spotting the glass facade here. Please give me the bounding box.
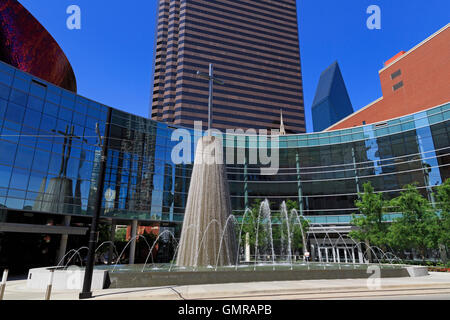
[311,62,354,132]
[0,61,107,218]
[0,60,449,228]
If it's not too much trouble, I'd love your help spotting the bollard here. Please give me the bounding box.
[44,269,55,300]
[0,269,8,300]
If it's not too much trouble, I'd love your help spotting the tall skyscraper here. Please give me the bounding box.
[151,0,305,133]
[311,61,353,132]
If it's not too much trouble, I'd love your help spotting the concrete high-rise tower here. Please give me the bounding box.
[150,0,305,133]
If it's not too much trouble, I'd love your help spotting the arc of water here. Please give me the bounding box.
[169,224,199,272]
[112,235,152,272]
[290,209,308,255]
[194,219,221,270]
[319,227,353,260]
[331,231,362,268]
[141,230,179,272]
[57,249,76,267]
[328,231,355,269]
[235,208,252,270]
[254,202,263,270]
[290,210,316,270]
[384,252,404,265]
[95,241,120,263]
[352,241,383,265]
[370,245,396,264]
[313,223,338,264]
[254,200,274,270]
[280,202,293,269]
[265,201,276,270]
[63,247,89,268]
[214,214,238,271]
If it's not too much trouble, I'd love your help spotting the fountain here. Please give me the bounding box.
[175,135,237,267]
[26,136,429,289]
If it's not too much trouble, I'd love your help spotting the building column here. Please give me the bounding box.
[56,215,71,265]
[108,220,116,265]
[129,220,138,264]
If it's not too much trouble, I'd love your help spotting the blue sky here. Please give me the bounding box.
[19,0,449,132]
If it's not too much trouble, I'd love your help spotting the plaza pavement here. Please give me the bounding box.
[2,272,450,300]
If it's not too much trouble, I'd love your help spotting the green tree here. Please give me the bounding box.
[349,182,389,249]
[434,179,450,262]
[387,184,440,260]
[114,228,127,242]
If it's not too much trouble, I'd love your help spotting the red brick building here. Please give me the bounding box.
[327,24,450,131]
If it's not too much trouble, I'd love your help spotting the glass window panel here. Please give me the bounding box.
[0,98,7,120]
[58,107,73,122]
[9,168,30,190]
[19,126,38,147]
[5,102,25,124]
[55,119,70,134]
[12,77,29,92]
[23,108,42,128]
[0,71,13,86]
[14,145,34,170]
[60,97,75,110]
[32,149,51,172]
[46,90,61,104]
[87,106,100,119]
[39,115,57,133]
[74,101,87,115]
[0,164,12,188]
[48,153,63,175]
[5,197,24,209]
[9,89,28,106]
[72,111,85,126]
[30,82,46,98]
[61,90,75,101]
[27,95,44,112]
[0,126,20,143]
[43,101,59,117]
[27,172,47,193]
[0,83,10,100]
[35,137,53,151]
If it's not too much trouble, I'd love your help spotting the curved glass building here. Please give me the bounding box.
[0,59,449,229]
[0,58,448,269]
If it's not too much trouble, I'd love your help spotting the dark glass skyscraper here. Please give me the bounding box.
[311,61,353,132]
[151,0,305,133]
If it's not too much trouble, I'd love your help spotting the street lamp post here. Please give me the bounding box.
[196,63,224,132]
[79,109,112,299]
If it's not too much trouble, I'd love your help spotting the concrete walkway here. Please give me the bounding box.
[2,272,450,300]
